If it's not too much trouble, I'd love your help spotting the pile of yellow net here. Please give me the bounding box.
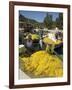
[31,34,40,40]
[26,34,40,40]
[19,51,63,78]
[43,37,62,45]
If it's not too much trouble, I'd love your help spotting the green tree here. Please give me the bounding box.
[44,13,53,29]
[52,21,56,29]
[56,13,63,29]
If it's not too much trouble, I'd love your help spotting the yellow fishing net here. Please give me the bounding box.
[19,51,63,78]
